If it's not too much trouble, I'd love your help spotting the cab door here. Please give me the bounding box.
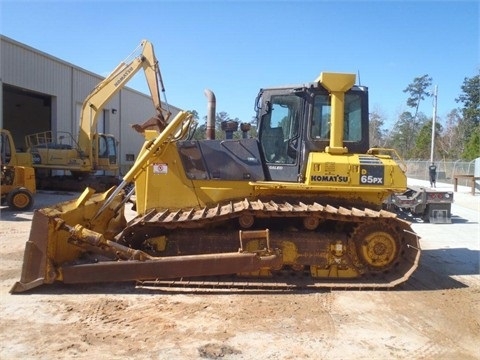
[258,91,303,182]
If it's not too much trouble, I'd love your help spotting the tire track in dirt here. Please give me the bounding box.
[312,291,337,358]
[381,290,480,359]
[201,292,339,359]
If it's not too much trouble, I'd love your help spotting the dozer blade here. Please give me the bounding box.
[11,187,128,293]
[11,211,50,293]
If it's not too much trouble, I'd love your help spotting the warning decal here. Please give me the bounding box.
[153,163,168,174]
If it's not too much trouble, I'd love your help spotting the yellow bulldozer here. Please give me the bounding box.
[11,67,420,293]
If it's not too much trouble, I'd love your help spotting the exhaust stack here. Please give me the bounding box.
[204,89,216,140]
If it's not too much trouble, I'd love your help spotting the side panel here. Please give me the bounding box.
[305,152,407,192]
[134,142,201,214]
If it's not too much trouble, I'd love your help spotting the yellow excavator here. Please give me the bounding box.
[25,40,170,190]
[11,66,420,293]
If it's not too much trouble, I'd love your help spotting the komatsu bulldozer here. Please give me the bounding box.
[11,71,420,293]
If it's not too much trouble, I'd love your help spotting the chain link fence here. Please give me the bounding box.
[404,159,478,186]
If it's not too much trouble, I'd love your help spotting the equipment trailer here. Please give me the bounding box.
[386,186,453,223]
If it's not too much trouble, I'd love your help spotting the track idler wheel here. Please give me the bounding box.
[353,222,399,271]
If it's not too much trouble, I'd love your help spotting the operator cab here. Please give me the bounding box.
[255,82,369,182]
[98,134,117,163]
[96,134,118,168]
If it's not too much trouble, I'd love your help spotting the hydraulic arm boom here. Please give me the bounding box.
[78,39,169,166]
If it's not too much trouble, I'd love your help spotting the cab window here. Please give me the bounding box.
[310,93,362,142]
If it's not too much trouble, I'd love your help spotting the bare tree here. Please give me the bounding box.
[369,109,388,147]
[437,109,463,159]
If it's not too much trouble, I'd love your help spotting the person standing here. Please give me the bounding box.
[429,163,437,188]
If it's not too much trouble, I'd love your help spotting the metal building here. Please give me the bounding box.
[0,35,181,174]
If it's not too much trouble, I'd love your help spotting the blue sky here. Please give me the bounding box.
[1,0,479,129]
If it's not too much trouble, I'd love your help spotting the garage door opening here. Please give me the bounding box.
[2,84,52,151]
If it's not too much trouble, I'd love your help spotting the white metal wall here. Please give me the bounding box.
[1,38,72,134]
[0,35,181,171]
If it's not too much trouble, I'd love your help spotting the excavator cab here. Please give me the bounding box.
[96,133,118,168]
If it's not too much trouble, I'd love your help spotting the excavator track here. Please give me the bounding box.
[117,198,420,289]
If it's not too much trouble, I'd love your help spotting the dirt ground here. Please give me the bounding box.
[1,186,479,360]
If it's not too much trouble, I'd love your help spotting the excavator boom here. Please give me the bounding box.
[77,39,169,156]
[25,40,169,181]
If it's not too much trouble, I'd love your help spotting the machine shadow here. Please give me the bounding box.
[399,247,479,291]
[0,209,34,222]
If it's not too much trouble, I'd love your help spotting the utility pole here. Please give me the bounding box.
[430,85,438,164]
